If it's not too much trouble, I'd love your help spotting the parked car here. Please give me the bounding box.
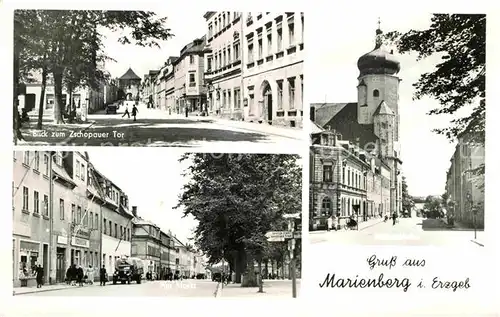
[106,102,118,114]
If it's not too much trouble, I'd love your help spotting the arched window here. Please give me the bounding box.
[321,197,332,216]
[373,89,380,97]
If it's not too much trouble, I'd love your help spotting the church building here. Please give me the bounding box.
[310,23,403,230]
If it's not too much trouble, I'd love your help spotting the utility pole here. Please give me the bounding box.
[289,218,297,299]
[48,151,55,284]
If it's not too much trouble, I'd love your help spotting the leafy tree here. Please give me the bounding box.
[423,195,442,218]
[401,176,415,215]
[176,154,301,287]
[13,10,174,127]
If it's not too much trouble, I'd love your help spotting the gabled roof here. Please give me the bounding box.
[373,100,394,116]
[311,103,352,127]
[120,68,141,80]
[311,120,325,134]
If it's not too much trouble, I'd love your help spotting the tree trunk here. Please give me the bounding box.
[241,252,257,287]
[233,251,245,284]
[37,66,48,130]
[264,260,269,278]
[52,68,65,124]
[13,42,23,144]
[257,260,264,293]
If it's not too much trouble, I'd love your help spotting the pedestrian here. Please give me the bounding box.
[327,215,333,232]
[36,264,44,288]
[65,266,71,285]
[185,105,189,118]
[70,264,77,286]
[87,265,94,285]
[100,265,107,286]
[392,212,397,226]
[122,105,130,118]
[132,104,138,122]
[76,265,84,286]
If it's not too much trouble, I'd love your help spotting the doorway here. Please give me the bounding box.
[56,248,65,283]
[267,93,273,123]
[43,244,48,282]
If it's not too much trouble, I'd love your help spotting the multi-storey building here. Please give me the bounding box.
[242,12,304,128]
[12,151,51,287]
[118,68,141,101]
[131,207,162,277]
[159,230,175,279]
[445,132,485,228]
[173,37,207,114]
[89,166,133,277]
[165,57,178,113]
[204,11,244,119]
[310,129,391,230]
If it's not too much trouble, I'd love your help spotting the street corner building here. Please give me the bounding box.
[309,24,403,231]
[203,12,304,127]
[12,150,207,290]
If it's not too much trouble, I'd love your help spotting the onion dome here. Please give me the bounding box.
[357,24,400,77]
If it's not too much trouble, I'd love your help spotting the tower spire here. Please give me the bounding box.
[375,17,383,48]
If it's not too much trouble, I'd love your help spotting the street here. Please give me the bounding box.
[17,279,300,298]
[310,216,484,247]
[19,104,303,148]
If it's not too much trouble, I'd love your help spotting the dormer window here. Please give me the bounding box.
[373,89,380,97]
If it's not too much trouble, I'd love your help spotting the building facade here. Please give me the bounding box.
[204,11,244,119]
[445,134,485,228]
[242,12,304,128]
[309,130,391,230]
[118,68,141,101]
[173,37,207,114]
[13,151,51,287]
[131,208,162,278]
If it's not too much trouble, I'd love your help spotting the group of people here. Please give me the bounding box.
[65,264,95,286]
[326,214,358,231]
[121,102,139,121]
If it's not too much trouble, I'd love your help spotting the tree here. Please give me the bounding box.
[14,10,174,127]
[401,176,415,215]
[423,195,442,218]
[176,154,301,287]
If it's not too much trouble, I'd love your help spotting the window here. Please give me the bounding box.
[347,169,350,186]
[43,154,49,175]
[80,163,85,181]
[59,199,64,220]
[301,75,304,104]
[258,38,263,59]
[288,77,295,109]
[75,160,80,178]
[228,90,232,109]
[127,228,130,241]
[277,80,283,109]
[34,152,40,170]
[23,152,30,165]
[222,91,226,108]
[233,42,240,60]
[22,187,29,210]
[104,218,107,235]
[223,50,226,66]
[43,195,48,216]
[90,212,93,228]
[248,43,254,63]
[54,154,63,166]
[95,214,99,230]
[71,204,75,223]
[189,55,195,64]
[109,221,112,236]
[189,73,196,87]
[115,223,118,238]
[207,56,212,71]
[342,167,345,184]
[321,197,332,216]
[33,191,40,214]
[301,14,304,43]
[227,47,232,63]
[267,29,272,55]
[373,89,380,97]
[288,21,295,45]
[77,206,82,223]
[277,27,283,51]
[234,89,241,109]
[323,165,333,182]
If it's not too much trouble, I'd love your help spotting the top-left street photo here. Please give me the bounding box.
[13,10,304,148]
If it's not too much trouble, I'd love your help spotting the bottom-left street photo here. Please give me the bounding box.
[12,150,302,298]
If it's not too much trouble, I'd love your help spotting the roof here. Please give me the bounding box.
[311,103,351,127]
[373,100,394,115]
[119,68,141,80]
[311,120,324,134]
[173,36,206,65]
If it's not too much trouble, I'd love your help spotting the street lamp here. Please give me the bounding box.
[283,212,300,298]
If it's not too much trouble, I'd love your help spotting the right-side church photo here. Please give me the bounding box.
[308,13,485,247]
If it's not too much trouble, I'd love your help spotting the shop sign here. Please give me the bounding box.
[57,236,68,245]
[71,237,89,248]
[20,240,39,252]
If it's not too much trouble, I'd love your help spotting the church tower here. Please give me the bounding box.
[373,100,395,158]
[356,19,401,155]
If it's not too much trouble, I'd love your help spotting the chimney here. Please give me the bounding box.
[132,206,137,217]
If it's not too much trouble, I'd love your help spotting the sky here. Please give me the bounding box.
[307,12,467,197]
[99,9,207,79]
[86,148,198,245]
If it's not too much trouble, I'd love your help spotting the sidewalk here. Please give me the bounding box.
[310,217,384,234]
[453,221,485,247]
[13,282,99,295]
[219,279,300,298]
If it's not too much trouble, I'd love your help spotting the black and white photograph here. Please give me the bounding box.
[308,13,485,247]
[13,10,304,148]
[12,150,302,298]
